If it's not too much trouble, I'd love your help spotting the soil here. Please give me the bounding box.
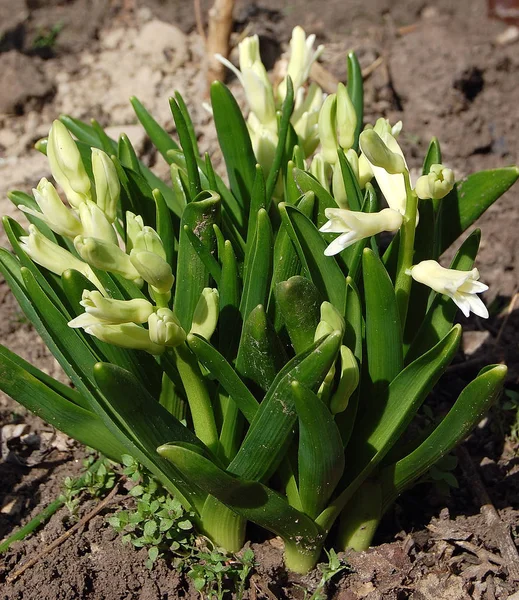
[1,0,519,598]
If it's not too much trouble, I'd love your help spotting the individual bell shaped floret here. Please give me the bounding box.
[406,260,489,318]
[79,290,154,324]
[19,178,83,238]
[309,153,332,191]
[190,288,219,341]
[92,149,120,222]
[47,120,91,208]
[359,129,406,175]
[320,207,403,256]
[129,250,174,294]
[126,212,144,253]
[148,308,186,347]
[81,321,165,355]
[78,200,118,245]
[74,235,142,282]
[291,82,324,157]
[248,113,279,174]
[278,26,324,102]
[415,164,455,200]
[336,83,357,151]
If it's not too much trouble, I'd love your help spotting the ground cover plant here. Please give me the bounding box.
[0,25,517,577]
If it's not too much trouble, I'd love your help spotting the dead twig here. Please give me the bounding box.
[205,0,235,88]
[495,290,518,344]
[457,447,519,581]
[7,483,120,583]
[194,0,206,43]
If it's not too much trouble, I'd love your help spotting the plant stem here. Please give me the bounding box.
[200,495,246,553]
[284,539,323,574]
[172,343,220,454]
[336,479,382,551]
[394,172,418,328]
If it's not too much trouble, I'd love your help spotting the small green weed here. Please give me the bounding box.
[299,549,349,600]
[32,22,63,51]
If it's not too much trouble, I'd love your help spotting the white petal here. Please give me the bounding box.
[324,231,358,256]
[459,279,488,294]
[464,293,489,319]
[451,292,471,318]
[68,312,108,329]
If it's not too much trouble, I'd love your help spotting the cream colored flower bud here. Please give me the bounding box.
[80,290,154,324]
[129,250,174,294]
[20,224,87,277]
[148,308,186,347]
[74,235,141,282]
[415,164,455,200]
[336,83,357,151]
[47,120,91,208]
[133,226,166,260]
[19,178,82,238]
[190,288,219,340]
[92,148,120,222]
[318,94,338,164]
[84,321,165,355]
[248,115,279,173]
[310,153,331,191]
[359,130,406,175]
[407,260,488,318]
[320,207,403,256]
[291,83,324,157]
[78,200,118,245]
[329,346,359,415]
[314,301,345,341]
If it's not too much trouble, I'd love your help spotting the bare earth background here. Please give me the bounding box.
[1,0,519,598]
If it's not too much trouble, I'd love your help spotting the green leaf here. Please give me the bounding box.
[130,96,179,160]
[379,364,506,510]
[93,362,208,513]
[218,238,240,360]
[422,137,442,175]
[438,167,519,254]
[173,92,200,158]
[59,114,113,150]
[362,248,403,397]
[0,345,125,461]
[292,168,335,229]
[174,193,220,331]
[265,76,294,206]
[169,96,201,199]
[347,52,363,151]
[240,209,273,321]
[186,334,259,423]
[210,81,256,215]
[158,443,322,548]
[318,325,461,531]
[228,332,342,481]
[274,276,321,354]
[405,229,481,363]
[293,382,345,519]
[235,304,286,392]
[7,190,58,243]
[153,189,176,269]
[280,203,347,313]
[337,149,362,212]
[118,133,141,173]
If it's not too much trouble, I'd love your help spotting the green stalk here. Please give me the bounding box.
[336,479,382,551]
[172,343,219,454]
[200,496,246,553]
[284,539,324,574]
[394,172,418,328]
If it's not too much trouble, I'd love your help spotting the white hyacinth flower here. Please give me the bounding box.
[415,164,455,200]
[320,207,403,256]
[407,260,489,318]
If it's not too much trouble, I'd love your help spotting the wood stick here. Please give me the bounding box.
[205,0,235,87]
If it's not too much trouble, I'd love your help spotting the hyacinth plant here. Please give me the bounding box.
[1,27,518,574]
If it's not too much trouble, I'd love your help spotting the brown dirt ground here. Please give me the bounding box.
[1,0,519,598]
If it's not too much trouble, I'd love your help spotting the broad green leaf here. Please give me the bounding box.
[246,165,266,253]
[274,276,321,353]
[240,209,273,321]
[186,333,259,423]
[174,193,220,331]
[173,91,200,158]
[379,364,506,511]
[347,51,363,151]
[218,238,240,360]
[59,114,111,150]
[210,81,256,215]
[153,189,176,269]
[344,276,363,361]
[158,443,322,548]
[422,137,442,175]
[438,167,519,254]
[130,96,179,160]
[318,325,461,531]
[280,203,347,313]
[0,345,125,461]
[228,332,342,481]
[293,382,345,519]
[362,248,403,397]
[405,229,480,363]
[169,96,201,198]
[93,362,209,513]
[292,168,335,229]
[235,304,286,392]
